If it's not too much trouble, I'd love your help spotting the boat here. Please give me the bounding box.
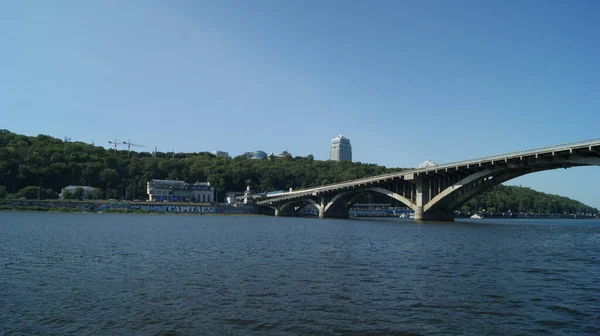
[470,213,484,219]
[397,212,415,219]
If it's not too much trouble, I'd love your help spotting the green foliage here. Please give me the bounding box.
[0,185,7,198]
[63,187,104,200]
[0,130,404,201]
[15,186,57,200]
[46,189,59,199]
[461,184,598,214]
[0,206,80,213]
[62,188,83,199]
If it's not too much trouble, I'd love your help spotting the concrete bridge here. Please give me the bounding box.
[256,139,600,221]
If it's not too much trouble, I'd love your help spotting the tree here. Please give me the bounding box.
[16,186,44,199]
[0,185,7,198]
[45,188,59,199]
[91,188,104,199]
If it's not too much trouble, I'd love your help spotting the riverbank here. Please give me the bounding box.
[2,200,597,219]
[0,199,256,215]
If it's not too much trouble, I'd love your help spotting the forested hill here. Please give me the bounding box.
[461,185,598,215]
[0,130,597,214]
[0,130,402,198]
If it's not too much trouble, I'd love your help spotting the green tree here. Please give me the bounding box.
[91,188,104,199]
[45,188,59,199]
[16,186,44,199]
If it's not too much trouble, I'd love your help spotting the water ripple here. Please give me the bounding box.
[0,213,599,335]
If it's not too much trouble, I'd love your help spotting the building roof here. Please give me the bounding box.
[149,179,187,187]
[63,185,95,190]
[332,134,350,142]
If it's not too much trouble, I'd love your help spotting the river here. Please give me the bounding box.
[1,213,599,335]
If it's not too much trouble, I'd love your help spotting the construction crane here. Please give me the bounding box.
[122,139,146,158]
[108,139,122,150]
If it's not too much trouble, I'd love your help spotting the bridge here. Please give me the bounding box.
[256,138,600,221]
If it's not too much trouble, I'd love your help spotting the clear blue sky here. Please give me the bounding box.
[1,1,599,207]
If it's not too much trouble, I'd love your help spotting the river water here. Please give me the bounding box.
[1,213,599,335]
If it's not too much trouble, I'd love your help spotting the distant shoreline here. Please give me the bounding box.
[1,206,598,220]
[0,199,255,216]
[1,199,597,220]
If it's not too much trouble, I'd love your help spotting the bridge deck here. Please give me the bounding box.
[257,138,600,204]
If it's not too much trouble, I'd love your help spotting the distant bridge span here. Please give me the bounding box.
[256,139,600,221]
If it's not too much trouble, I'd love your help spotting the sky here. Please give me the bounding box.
[1,0,599,207]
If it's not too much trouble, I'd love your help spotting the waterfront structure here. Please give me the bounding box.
[147,179,214,203]
[329,134,352,161]
[258,138,600,221]
[210,151,229,159]
[243,186,254,204]
[60,185,95,199]
[225,191,244,204]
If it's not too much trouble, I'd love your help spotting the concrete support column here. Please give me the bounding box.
[274,208,280,217]
[415,180,426,207]
[414,206,424,221]
[413,179,455,221]
[414,180,425,221]
[428,179,432,200]
[317,196,327,219]
[318,207,325,218]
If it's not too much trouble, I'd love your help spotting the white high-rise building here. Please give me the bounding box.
[329,134,352,161]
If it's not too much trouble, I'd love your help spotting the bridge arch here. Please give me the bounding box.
[315,186,415,218]
[423,157,600,215]
[258,141,600,221]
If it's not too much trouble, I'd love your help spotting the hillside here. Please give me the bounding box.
[461,185,597,215]
[0,130,597,214]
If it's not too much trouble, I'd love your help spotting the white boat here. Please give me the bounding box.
[397,212,415,219]
[470,213,483,219]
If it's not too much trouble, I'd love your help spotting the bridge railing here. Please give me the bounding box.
[262,138,600,201]
[263,169,409,199]
[435,138,600,170]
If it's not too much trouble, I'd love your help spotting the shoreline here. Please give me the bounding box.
[1,200,597,220]
[1,207,598,221]
[0,199,255,216]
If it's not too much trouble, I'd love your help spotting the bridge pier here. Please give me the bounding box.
[273,206,294,217]
[258,139,600,221]
[317,205,350,219]
[414,206,424,221]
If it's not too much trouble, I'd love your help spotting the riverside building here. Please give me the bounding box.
[147,179,214,203]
